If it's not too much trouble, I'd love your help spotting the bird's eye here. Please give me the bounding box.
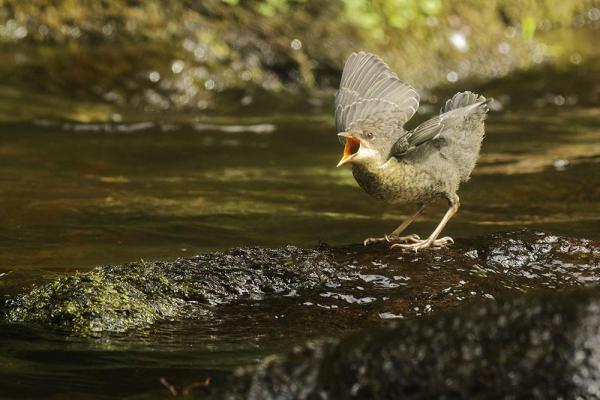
[365,132,374,139]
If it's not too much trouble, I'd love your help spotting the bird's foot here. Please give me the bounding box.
[390,236,454,252]
[363,234,420,246]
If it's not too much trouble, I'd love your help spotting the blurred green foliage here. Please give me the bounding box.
[0,0,596,121]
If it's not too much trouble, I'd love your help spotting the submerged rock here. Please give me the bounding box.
[2,230,599,335]
[211,287,600,399]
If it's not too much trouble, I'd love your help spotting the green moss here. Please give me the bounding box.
[4,246,339,335]
[5,264,181,335]
[4,231,598,336]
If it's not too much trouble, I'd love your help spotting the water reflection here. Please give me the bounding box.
[0,102,599,271]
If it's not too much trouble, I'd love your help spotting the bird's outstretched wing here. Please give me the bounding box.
[405,91,490,148]
[335,52,420,134]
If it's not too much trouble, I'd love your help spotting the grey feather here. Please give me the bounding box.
[335,52,420,134]
[407,114,446,147]
[441,91,487,113]
[405,91,490,149]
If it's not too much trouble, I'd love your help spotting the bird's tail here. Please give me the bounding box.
[440,91,490,181]
[441,91,491,116]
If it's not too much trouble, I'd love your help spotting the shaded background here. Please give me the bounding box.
[0,0,597,120]
[0,0,598,270]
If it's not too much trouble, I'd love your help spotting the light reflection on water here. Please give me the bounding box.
[0,106,598,271]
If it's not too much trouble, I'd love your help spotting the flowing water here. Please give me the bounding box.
[0,63,599,398]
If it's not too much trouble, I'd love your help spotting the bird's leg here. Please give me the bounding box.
[391,196,459,252]
[363,204,427,246]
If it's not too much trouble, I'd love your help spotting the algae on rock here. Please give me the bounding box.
[3,246,339,335]
[3,231,599,336]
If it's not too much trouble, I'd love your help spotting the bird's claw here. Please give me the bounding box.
[390,236,454,252]
[387,233,421,243]
[364,234,421,246]
[363,237,383,246]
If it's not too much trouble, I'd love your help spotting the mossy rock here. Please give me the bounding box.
[3,246,338,335]
[3,230,599,336]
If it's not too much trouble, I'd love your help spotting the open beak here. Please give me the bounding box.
[337,132,361,167]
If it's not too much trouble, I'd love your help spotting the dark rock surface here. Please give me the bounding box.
[3,246,338,335]
[2,230,599,335]
[210,287,600,399]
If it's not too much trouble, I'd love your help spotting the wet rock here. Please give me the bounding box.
[210,287,600,399]
[2,230,599,335]
[3,246,339,335]
[325,230,600,323]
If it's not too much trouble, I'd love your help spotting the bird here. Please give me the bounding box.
[335,51,490,252]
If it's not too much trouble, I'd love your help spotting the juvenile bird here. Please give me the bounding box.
[335,52,490,251]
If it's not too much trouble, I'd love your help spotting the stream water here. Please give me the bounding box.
[0,62,599,398]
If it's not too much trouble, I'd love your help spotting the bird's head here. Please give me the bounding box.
[336,122,398,168]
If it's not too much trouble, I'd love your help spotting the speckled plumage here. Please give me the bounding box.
[335,52,490,250]
[352,94,488,205]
